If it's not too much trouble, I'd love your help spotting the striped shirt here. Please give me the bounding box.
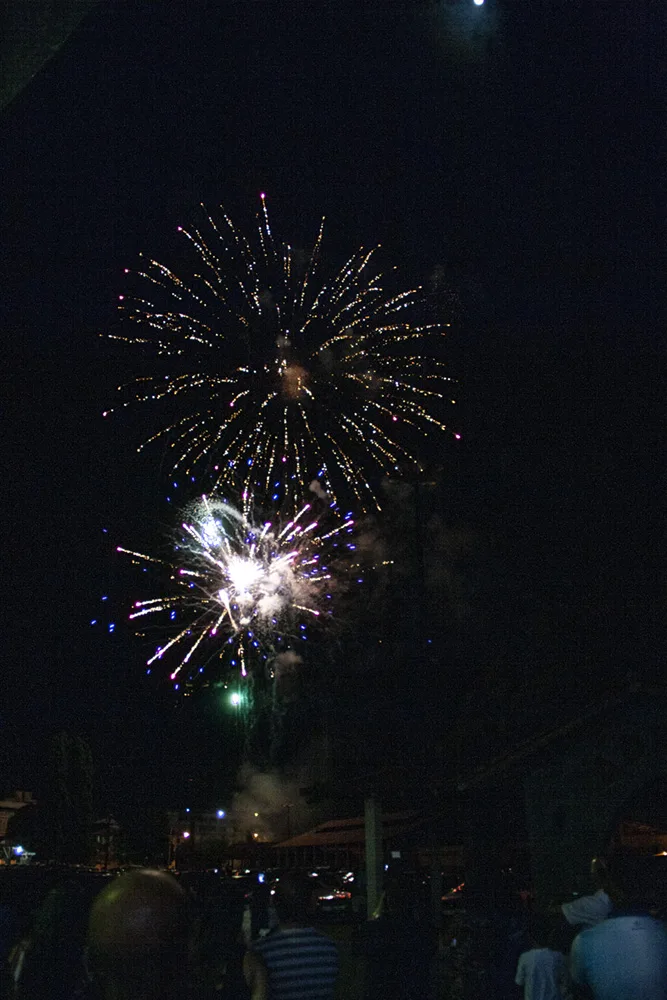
[253,926,339,1000]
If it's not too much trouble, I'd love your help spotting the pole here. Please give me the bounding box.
[364,794,383,920]
[103,815,111,872]
[429,819,442,931]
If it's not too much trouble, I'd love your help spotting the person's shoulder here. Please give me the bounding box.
[516,947,536,971]
[299,926,339,958]
[571,920,603,965]
[573,922,601,945]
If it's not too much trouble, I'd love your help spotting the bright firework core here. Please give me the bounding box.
[197,504,317,628]
[119,496,353,685]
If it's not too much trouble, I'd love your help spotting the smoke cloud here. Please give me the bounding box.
[226,760,314,844]
[308,479,329,502]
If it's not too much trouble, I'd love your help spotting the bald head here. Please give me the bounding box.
[88,870,189,999]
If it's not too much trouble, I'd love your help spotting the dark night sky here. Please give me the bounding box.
[0,1,664,811]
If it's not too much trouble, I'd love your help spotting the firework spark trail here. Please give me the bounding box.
[118,496,354,687]
[105,197,458,512]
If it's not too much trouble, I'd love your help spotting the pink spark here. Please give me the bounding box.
[454,433,461,440]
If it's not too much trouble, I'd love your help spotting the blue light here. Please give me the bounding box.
[90,620,97,625]
[101,595,108,601]
[13,846,24,856]
[170,610,177,620]
[473,0,484,5]
[217,809,226,819]
[108,623,115,632]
